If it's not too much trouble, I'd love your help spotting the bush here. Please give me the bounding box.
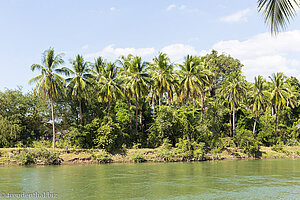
[272,141,284,152]
[235,129,260,156]
[132,154,146,163]
[157,138,176,161]
[93,151,112,163]
[92,116,121,152]
[14,148,62,165]
[176,138,205,160]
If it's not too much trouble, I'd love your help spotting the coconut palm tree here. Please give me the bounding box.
[285,81,299,108]
[91,56,106,82]
[219,72,247,136]
[178,55,209,119]
[250,76,271,134]
[122,56,149,133]
[118,55,134,129]
[97,62,123,114]
[269,72,288,131]
[258,0,300,34]
[29,48,66,148]
[65,54,92,124]
[150,52,175,108]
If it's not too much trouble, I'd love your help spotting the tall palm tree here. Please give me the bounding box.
[97,62,123,114]
[29,48,66,148]
[150,52,175,108]
[178,55,209,119]
[65,55,92,124]
[258,0,300,34]
[269,72,288,131]
[285,81,299,108]
[219,72,247,136]
[122,56,149,133]
[118,55,134,129]
[250,76,271,134]
[91,57,106,82]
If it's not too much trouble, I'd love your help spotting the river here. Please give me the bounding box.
[0,159,300,199]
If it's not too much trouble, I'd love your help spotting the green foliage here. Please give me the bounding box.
[93,116,121,152]
[0,116,22,147]
[14,149,61,165]
[235,129,260,156]
[31,140,52,149]
[93,151,112,163]
[257,114,278,146]
[147,106,179,147]
[132,154,146,163]
[0,49,297,158]
[272,141,284,152]
[176,138,206,160]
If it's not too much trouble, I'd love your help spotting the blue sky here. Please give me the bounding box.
[1,0,300,91]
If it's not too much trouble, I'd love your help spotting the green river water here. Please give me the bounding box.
[0,159,300,199]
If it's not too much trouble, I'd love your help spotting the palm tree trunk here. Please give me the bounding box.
[275,106,278,132]
[159,92,162,108]
[139,108,143,132]
[152,94,155,114]
[127,97,132,129]
[193,98,195,120]
[233,101,236,136]
[253,110,258,134]
[107,99,111,116]
[229,112,232,137]
[135,95,138,133]
[200,93,204,122]
[50,96,55,149]
[79,98,83,124]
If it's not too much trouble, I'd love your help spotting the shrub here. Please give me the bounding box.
[93,116,120,152]
[95,151,113,163]
[14,149,62,165]
[176,138,205,160]
[272,141,284,152]
[132,154,146,163]
[235,129,260,157]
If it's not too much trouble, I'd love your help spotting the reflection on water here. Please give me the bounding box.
[0,159,300,199]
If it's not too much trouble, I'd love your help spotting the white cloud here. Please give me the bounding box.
[212,30,300,81]
[166,4,192,12]
[219,8,251,23]
[85,45,155,61]
[83,30,300,81]
[81,45,89,50]
[110,7,116,11]
[161,44,206,62]
[166,4,176,11]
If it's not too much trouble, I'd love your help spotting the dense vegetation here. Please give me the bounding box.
[1,48,300,157]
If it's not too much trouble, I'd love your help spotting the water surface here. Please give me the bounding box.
[1,159,300,199]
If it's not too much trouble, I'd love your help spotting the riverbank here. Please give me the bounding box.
[1,145,300,166]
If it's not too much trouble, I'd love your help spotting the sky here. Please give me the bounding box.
[1,0,300,92]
